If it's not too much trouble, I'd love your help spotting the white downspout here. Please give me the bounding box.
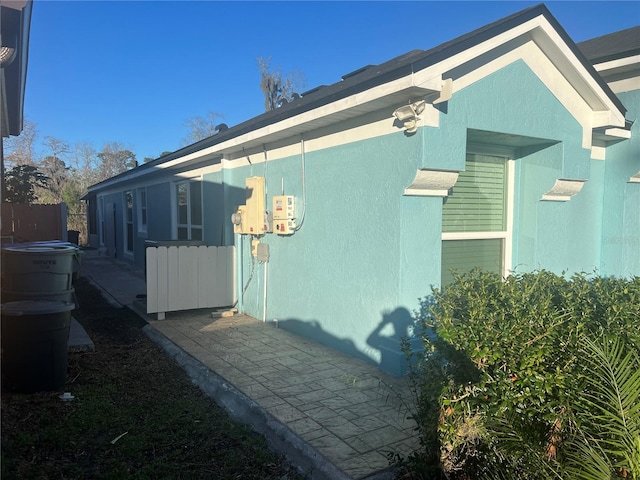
[262,260,268,322]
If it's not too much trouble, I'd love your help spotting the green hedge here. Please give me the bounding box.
[404,270,640,480]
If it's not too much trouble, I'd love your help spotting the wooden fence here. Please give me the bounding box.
[146,245,235,319]
[1,203,67,243]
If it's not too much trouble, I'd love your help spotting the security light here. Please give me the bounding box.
[393,100,426,134]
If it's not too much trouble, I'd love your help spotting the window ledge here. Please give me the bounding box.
[541,179,586,202]
[404,169,459,197]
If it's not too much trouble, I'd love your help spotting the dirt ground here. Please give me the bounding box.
[1,277,303,479]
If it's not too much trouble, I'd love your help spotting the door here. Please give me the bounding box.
[105,202,117,257]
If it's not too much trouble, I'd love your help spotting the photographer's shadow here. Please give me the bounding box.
[367,307,414,376]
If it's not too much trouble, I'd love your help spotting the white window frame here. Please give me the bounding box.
[174,179,203,241]
[441,150,515,279]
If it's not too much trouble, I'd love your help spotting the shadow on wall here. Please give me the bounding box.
[367,307,415,376]
[278,307,420,376]
[201,180,247,247]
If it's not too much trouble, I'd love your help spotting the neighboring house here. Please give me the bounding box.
[82,4,639,375]
[1,0,33,196]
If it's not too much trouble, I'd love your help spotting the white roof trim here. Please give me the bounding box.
[0,1,29,10]
[607,76,640,94]
[86,11,626,194]
[604,128,632,139]
[593,55,640,72]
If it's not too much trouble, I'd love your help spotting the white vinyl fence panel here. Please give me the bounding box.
[146,245,235,318]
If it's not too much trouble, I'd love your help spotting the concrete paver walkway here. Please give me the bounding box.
[80,251,419,479]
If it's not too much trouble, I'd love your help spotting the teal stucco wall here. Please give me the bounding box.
[440,61,603,275]
[226,59,636,375]
[600,89,640,278]
[92,58,636,376]
[227,131,438,375]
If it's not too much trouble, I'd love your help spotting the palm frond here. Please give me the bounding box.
[563,428,616,480]
[481,414,564,480]
[568,334,640,479]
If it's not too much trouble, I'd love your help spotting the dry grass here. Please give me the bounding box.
[1,277,303,479]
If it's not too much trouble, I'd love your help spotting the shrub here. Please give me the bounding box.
[403,270,640,480]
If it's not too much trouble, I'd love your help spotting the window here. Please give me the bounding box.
[137,188,147,233]
[124,190,134,254]
[175,180,202,241]
[441,153,512,286]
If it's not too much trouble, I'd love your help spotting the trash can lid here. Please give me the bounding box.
[2,244,78,254]
[1,300,76,316]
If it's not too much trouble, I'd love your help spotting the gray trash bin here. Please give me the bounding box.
[1,300,75,393]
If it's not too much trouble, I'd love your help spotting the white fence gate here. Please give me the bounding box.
[146,245,235,319]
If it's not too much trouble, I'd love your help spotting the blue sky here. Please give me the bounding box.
[24,1,640,162]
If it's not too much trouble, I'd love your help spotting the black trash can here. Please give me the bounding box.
[67,230,80,245]
[1,300,75,393]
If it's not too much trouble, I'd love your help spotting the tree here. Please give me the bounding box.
[39,155,70,204]
[258,56,305,111]
[43,136,69,162]
[71,142,99,190]
[183,111,224,145]
[4,165,49,203]
[96,142,137,182]
[144,151,173,163]
[32,136,71,204]
[4,119,38,168]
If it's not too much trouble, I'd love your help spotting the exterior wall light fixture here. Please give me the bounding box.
[0,31,17,67]
[0,45,17,68]
[393,100,426,134]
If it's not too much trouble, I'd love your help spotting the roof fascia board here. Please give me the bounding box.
[101,75,442,174]
[0,1,29,10]
[128,8,552,167]
[182,9,627,158]
[531,18,626,126]
[85,4,628,195]
[607,76,640,94]
[1,0,32,136]
[594,55,640,72]
[535,5,628,116]
[1,73,9,137]
[209,76,439,152]
[412,15,626,129]
[86,73,441,194]
[209,13,626,156]
[16,0,32,135]
[85,153,222,195]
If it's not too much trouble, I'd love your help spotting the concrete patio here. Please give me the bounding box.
[80,251,420,480]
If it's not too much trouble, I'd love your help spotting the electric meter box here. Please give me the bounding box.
[245,177,265,234]
[273,195,296,235]
[273,195,295,220]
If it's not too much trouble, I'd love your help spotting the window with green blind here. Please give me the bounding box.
[442,155,507,233]
[441,154,509,286]
[441,238,503,286]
